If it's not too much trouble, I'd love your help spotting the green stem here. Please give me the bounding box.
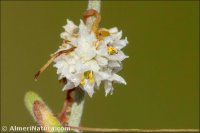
[68,0,101,131]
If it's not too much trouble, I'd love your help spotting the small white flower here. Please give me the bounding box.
[52,19,128,97]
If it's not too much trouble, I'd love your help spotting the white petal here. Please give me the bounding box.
[108,51,129,61]
[94,71,110,87]
[98,37,113,49]
[66,54,77,65]
[104,81,114,96]
[60,32,70,40]
[69,65,76,73]
[75,62,86,73]
[97,46,108,57]
[75,37,96,61]
[53,61,66,75]
[113,30,122,40]
[114,37,128,50]
[108,61,123,73]
[109,27,118,33]
[108,27,124,41]
[70,73,82,87]
[61,65,69,76]
[94,74,101,87]
[108,61,121,68]
[109,30,122,40]
[53,61,63,69]
[84,60,100,72]
[96,71,110,79]
[70,38,78,47]
[57,66,64,75]
[95,56,108,66]
[109,74,126,85]
[79,20,89,36]
[112,66,123,73]
[60,65,82,87]
[83,79,95,97]
[63,19,78,32]
[62,81,75,91]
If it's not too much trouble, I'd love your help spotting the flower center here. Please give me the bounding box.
[107,46,117,55]
[80,71,94,85]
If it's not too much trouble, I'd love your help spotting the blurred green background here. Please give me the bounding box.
[1,0,199,130]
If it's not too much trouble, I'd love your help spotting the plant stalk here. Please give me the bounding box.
[67,0,101,131]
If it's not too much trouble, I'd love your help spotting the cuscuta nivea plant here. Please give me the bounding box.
[25,0,128,132]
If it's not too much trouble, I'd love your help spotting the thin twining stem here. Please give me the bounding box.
[68,126,199,132]
[58,88,76,124]
[34,47,75,80]
[83,9,101,32]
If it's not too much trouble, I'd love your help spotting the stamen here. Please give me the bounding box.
[107,46,117,55]
[80,75,85,85]
[80,71,94,85]
[88,72,94,83]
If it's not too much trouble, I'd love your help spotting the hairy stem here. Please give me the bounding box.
[68,0,101,131]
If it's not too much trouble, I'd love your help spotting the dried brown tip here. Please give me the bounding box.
[59,78,67,84]
[33,100,63,132]
[33,100,43,125]
[83,9,101,32]
[34,71,40,81]
[64,39,70,44]
[34,47,75,80]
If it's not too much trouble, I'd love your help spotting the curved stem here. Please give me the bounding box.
[83,9,101,32]
[58,88,75,124]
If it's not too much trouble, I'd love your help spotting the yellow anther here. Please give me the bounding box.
[80,71,94,85]
[107,46,117,55]
[80,75,85,85]
[88,72,94,83]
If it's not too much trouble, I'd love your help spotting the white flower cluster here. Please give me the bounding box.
[53,19,128,97]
